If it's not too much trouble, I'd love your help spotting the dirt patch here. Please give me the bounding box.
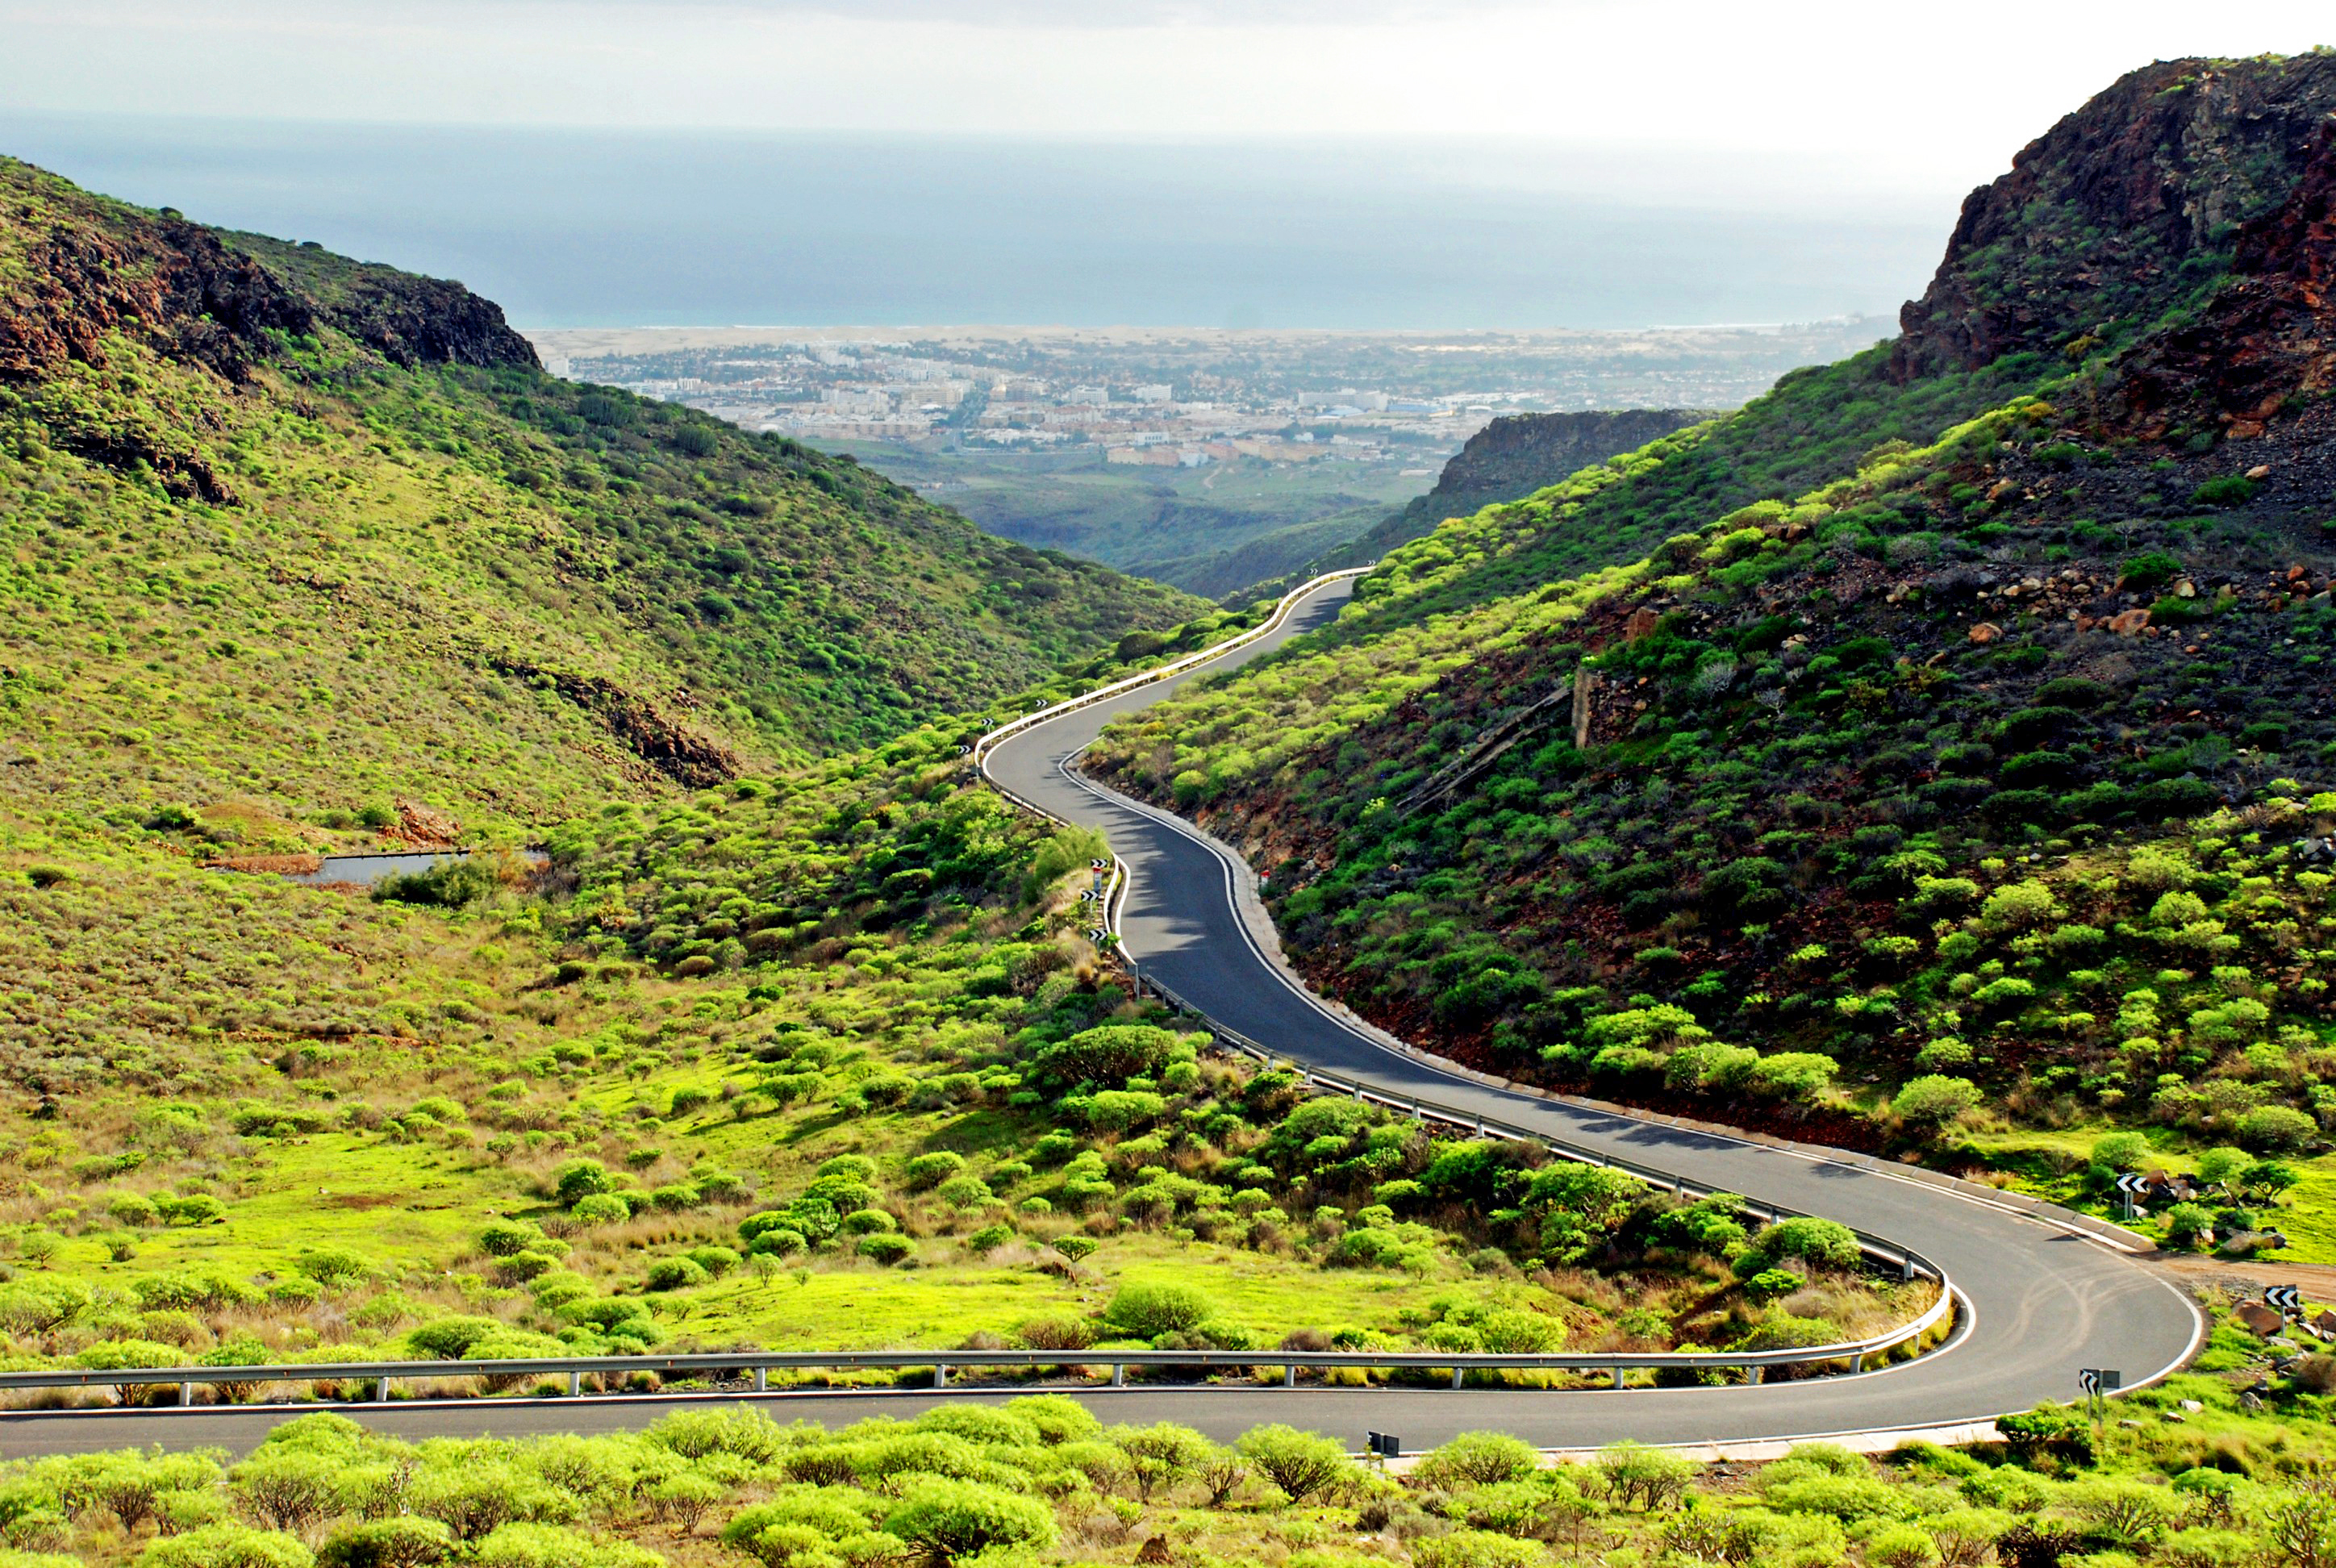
[201,853,324,875]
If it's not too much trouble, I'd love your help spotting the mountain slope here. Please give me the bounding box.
[0,153,1199,849]
[1300,408,1711,583]
[1085,53,2336,1193]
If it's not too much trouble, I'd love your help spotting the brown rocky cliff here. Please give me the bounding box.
[1326,407,1708,569]
[1,156,538,394]
[1891,54,2336,380]
[0,194,312,386]
[2109,119,2336,437]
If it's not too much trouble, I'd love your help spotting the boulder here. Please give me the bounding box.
[2234,1300,2285,1335]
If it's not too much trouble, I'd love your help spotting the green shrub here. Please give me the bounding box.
[106,1193,161,1227]
[1750,1052,1838,1101]
[2120,551,2184,590]
[1412,1532,1545,1568]
[1415,1431,1539,1489]
[569,1195,632,1228]
[2190,477,2257,509]
[470,1523,660,1568]
[857,1233,914,1266]
[1035,1024,1179,1085]
[1475,1309,1565,1353]
[139,1522,317,1567]
[2238,1105,2317,1153]
[1081,1091,1166,1132]
[1102,1282,1213,1337]
[2162,1203,2217,1249]
[1737,1217,1860,1275]
[882,1478,1057,1562]
[1979,880,2058,929]
[1235,1424,1352,1504]
[476,1221,544,1258]
[906,1153,966,1191]
[315,1518,457,1567]
[746,1228,806,1256]
[553,1161,619,1206]
[1594,1441,1695,1510]
[373,858,497,909]
[1893,1076,1981,1128]
[936,1176,995,1210]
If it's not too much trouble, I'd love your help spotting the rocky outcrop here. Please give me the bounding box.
[0,202,311,386]
[2,156,539,395]
[1324,408,1708,570]
[2109,120,2336,438]
[303,264,541,373]
[486,656,740,787]
[1892,54,2336,380]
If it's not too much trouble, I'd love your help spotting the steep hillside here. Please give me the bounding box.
[0,158,1807,1376]
[1086,53,2336,1218]
[1306,408,1709,579]
[0,153,1199,853]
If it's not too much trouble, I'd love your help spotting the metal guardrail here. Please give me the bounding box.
[2,577,1952,1416]
[974,565,2150,1261]
[964,569,1957,1390]
[972,565,1374,769]
[22,1316,1953,1407]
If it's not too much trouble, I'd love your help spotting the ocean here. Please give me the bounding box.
[0,115,1954,331]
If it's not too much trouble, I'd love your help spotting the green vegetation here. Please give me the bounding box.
[1084,44,2336,1249]
[820,440,1435,598]
[10,1318,2336,1568]
[1088,382,2336,1250]
[0,724,1925,1383]
[0,153,1199,844]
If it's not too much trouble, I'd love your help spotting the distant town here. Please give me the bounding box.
[528,320,1889,479]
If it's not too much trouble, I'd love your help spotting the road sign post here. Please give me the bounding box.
[2077,1367,2121,1428]
[2113,1172,2146,1220]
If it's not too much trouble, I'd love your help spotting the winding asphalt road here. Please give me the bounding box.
[0,575,2200,1460]
[978,572,2203,1441]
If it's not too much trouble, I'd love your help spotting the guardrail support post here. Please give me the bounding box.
[179,1381,193,1407]
[1450,1367,1463,1391]
[1611,1366,1625,1391]
[1410,1099,1422,1122]
[1902,1256,1916,1282]
[1747,1367,1763,1386]
[1850,1352,1864,1374]
[1283,1365,1297,1387]
[375,1376,391,1403]
[569,1370,582,1397]
[754,1367,768,1394]
[933,1365,949,1389]
[1111,1365,1125,1387]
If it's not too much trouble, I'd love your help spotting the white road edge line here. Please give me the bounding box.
[984,569,2208,1403]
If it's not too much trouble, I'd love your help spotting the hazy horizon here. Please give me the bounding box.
[0,114,1958,333]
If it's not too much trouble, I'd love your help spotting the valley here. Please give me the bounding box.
[535,321,1883,598]
[8,39,2336,1568]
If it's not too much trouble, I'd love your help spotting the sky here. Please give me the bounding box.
[8,1,2330,188]
[2,3,2330,327]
